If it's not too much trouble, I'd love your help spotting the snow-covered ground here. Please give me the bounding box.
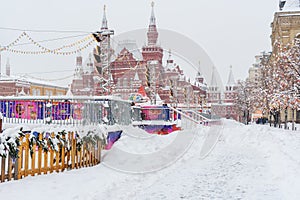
[1,119,300,200]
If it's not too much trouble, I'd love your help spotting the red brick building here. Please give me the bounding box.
[70,3,206,106]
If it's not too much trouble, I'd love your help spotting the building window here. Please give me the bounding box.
[45,90,53,96]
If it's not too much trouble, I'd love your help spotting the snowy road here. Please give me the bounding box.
[1,120,300,200]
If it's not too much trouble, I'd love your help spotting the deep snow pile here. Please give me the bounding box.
[0,119,300,200]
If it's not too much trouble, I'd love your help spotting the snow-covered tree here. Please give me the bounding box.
[235,80,255,124]
[256,39,300,128]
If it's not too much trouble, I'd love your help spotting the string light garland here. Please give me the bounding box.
[22,74,74,82]
[0,32,97,55]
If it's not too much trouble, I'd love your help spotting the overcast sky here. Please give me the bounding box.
[0,0,280,86]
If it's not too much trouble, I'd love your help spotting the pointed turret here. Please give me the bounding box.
[166,49,174,70]
[210,67,218,89]
[166,49,174,64]
[76,52,82,67]
[142,1,163,64]
[224,66,237,103]
[147,2,158,46]
[207,66,221,104]
[150,1,156,25]
[226,66,236,87]
[74,52,83,79]
[195,61,204,84]
[134,71,140,81]
[101,5,108,30]
[87,53,94,73]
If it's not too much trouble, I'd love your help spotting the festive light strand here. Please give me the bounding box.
[23,74,74,82]
[0,32,96,55]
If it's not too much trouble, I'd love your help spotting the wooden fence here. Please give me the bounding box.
[0,132,102,183]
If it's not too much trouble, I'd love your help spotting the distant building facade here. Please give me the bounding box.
[0,59,67,96]
[210,67,238,120]
[270,2,300,122]
[70,3,207,107]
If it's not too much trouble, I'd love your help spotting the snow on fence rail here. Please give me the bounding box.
[168,107,221,127]
[0,131,102,183]
[0,96,132,126]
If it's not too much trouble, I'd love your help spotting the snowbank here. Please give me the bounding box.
[0,120,300,199]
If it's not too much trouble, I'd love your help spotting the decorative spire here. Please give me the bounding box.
[134,71,140,81]
[101,5,108,30]
[75,52,83,79]
[147,1,158,46]
[166,49,174,64]
[150,2,156,25]
[76,52,82,67]
[210,66,218,88]
[197,61,202,76]
[195,61,204,84]
[227,65,236,86]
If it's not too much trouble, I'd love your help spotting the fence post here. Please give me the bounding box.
[49,133,55,173]
[71,132,75,169]
[7,155,12,181]
[17,142,23,180]
[31,143,36,176]
[61,134,66,171]
[82,143,86,167]
[92,145,95,165]
[55,147,60,173]
[67,132,71,169]
[24,134,29,177]
[1,157,5,182]
[37,133,43,175]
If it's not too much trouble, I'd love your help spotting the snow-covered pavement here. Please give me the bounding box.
[1,120,300,200]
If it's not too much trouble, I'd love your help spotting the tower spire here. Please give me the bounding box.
[150,1,156,25]
[147,1,158,46]
[227,65,235,86]
[167,49,173,64]
[101,5,108,30]
[210,66,218,87]
[195,61,204,84]
[197,61,202,76]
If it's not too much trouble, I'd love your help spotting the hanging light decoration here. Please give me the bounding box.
[0,32,96,55]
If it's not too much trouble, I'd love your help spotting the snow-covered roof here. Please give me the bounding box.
[280,0,300,11]
[0,74,67,89]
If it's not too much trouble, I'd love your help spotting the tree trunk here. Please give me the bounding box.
[278,110,281,128]
[292,108,295,131]
[284,108,288,129]
[246,110,249,125]
[269,111,272,127]
[273,110,278,127]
